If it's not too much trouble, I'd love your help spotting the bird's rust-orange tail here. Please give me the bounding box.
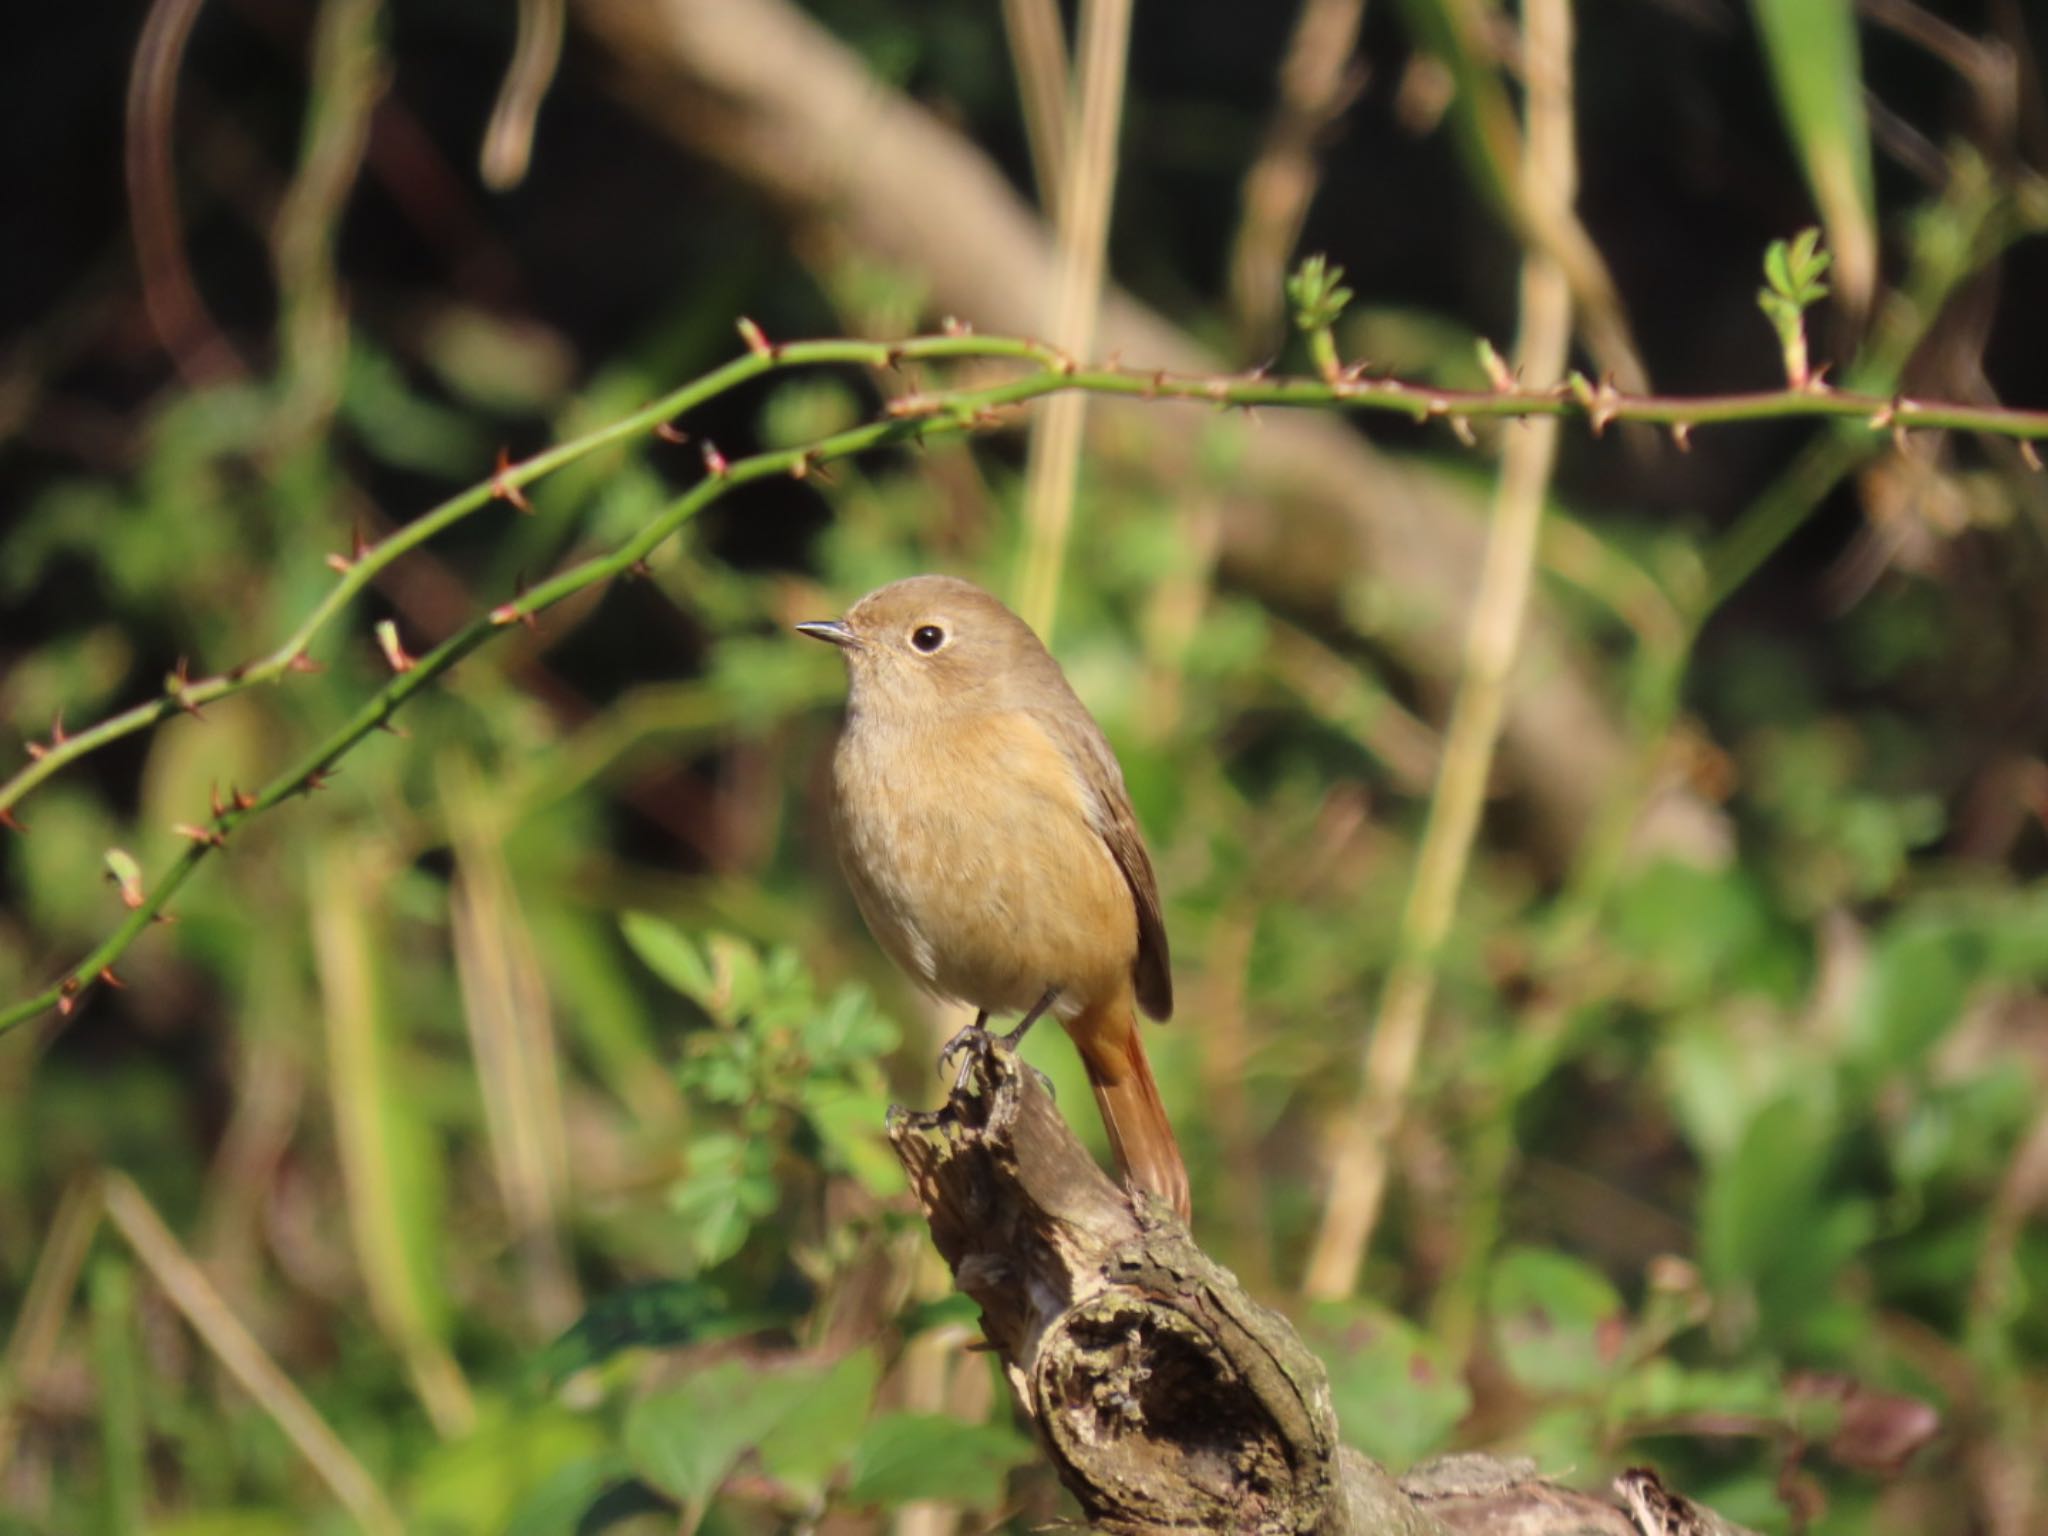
[1065,996,1190,1221]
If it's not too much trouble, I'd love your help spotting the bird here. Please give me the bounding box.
[798,574,1189,1219]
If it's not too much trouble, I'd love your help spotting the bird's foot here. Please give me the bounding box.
[936,1011,995,1079]
[997,987,1060,1048]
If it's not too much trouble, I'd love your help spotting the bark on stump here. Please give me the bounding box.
[887,1038,1755,1536]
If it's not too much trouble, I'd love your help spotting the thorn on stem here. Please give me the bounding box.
[2020,440,2043,472]
[1478,339,1516,393]
[0,807,25,834]
[701,441,729,478]
[1448,415,1476,446]
[326,525,369,572]
[166,659,205,719]
[302,766,337,794]
[98,966,125,990]
[736,316,776,359]
[492,447,535,514]
[1568,372,1620,435]
[1669,421,1693,453]
[490,597,539,631]
[489,573,540,630]
[654,421,688,445]
[288,652,325,674]
[376,620,416,674]
[172,822,227,849]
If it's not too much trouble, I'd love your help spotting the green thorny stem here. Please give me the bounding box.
[5,328,2048,1032]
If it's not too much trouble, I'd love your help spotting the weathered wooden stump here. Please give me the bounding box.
[887,1037,1753,1536]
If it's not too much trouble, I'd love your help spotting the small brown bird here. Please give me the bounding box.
[799,575,1189,1219]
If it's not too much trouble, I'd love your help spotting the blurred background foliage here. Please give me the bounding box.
[3,0,2048,1533]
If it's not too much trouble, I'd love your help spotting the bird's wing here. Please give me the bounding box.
[1040,708,1173,1021]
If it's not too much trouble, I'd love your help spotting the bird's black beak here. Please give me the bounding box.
[795,619,860,649]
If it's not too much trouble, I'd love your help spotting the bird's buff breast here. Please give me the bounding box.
[830,709,1137,1016]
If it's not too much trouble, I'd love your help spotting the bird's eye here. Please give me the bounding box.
[911,624,946,653]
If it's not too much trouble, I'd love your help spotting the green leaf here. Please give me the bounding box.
[624,1358,826,1505]
[669,1133,779,1271]
[798,984,900,1068]
[620,912,717,1006]
[1983,888,2048,980]
[537,1280,730,1384]
[1608,861,1802,1008]
[406,1408,609,1535]
[1299,1302,1469,1466]
[1285,254,1353,333]
[1849,919,1979,1073]
[342,343,491,474]
[754,1348,882,1496]
[1763,237,1793,297]
[704,932,766,1021]
[1699,1094,1833,1293]
[1487,1249,1627,1396]
[804,1080,906,1197]
[503,1455,633,1536]
[843,1413,1033,1509]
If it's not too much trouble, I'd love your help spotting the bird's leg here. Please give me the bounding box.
[1000,988,1060,1047]
[936,1010,994,1077]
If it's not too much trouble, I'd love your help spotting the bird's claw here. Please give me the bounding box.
[936,1013,996,1079]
